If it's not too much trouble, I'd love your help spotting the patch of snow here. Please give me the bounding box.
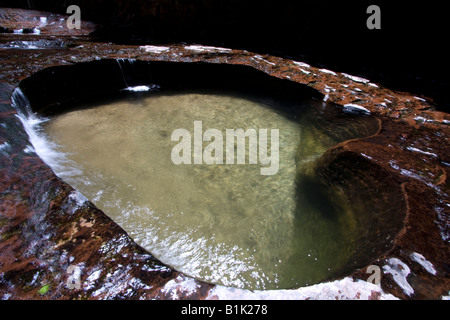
[84,269,103,291]
[368,83,379,88]
[184,45,232,53]
[341,73,370,83]
[389,160,400,170]
[410,252,436,275]
[299,68,310,75]
[399,169,439,191]
[140,45,170,53]
[406,146,437,158]
[319,68,337,76]
[361,153,373,160]
[292,61,311,68]
[383,258,414,297]
[343,104,371,115]
[414,96,426,102]
[252,55,276,66]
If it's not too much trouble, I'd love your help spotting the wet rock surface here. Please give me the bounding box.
[0,8,97,36]
[0,8,449,299]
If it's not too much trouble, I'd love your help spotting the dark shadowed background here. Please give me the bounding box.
[1,0,448,110]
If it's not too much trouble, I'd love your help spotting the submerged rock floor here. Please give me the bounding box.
[0,8,449,299]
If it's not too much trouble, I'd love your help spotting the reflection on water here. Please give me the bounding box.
[41,89,378,289]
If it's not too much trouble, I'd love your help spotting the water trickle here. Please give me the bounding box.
[116,58,139,89]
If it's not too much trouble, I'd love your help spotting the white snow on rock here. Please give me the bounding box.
[406,146,438,158]
[410,252,437,275]
[343,104,371,115]
[252,55,276,66]
[319,68,337,76]
[360,153,373,160]
[299,68,311,74]
[383,258,414,297]
[341,73,370,83]
[184,45,232,53]
[399,168,439,191]
[413,116,431,123]
[292,61,311,68]
[140,45,171,53]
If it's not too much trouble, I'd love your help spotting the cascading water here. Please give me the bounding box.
[116,58,154,92]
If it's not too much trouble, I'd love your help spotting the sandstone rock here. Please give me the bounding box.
[0,8,448,300]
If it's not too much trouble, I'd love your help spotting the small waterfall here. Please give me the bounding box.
[12,87,33,115]
[116,58,136,88]
[115,59,155,92]
[116,59,129,87]
[12,88,77,176]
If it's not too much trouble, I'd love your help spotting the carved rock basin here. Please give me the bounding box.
[14,60,406,290]
[0,11,448,297]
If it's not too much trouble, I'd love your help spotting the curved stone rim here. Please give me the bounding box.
[1,39,449,299]
[15,57,411,290]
